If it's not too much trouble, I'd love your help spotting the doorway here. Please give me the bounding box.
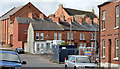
[108,39,111,67]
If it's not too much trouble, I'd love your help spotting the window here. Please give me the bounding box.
[37,44,39,51]
[91,33,94,40]
[115,39,119,58]
[116,6,119,27]
[102,11,105,30]
[67,32,69,40]
[24,29,27,34]
[71,32,73,40]
[84,43,86,47]
[102,40,105,58]
[83,33,85,40]
[58,33,62,40]
[80,33,82,40]
[36,33,39,40]
[40,33,44,40]
[91,42,94,47]
[80,43,82,47]
[54,33,57,40]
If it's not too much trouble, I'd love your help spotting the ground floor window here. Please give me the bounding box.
[115,39,118,58]
[37,44,40,51]
[102,40,105,58]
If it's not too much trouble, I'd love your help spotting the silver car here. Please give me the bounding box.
[65,55,98,69]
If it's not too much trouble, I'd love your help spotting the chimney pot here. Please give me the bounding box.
[59,4,63,8]
[67,18,72,23]
[39,13,45,19]
[77,17,83,23]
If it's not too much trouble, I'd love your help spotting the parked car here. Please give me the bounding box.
[15,48,24,54]
[0,51,26,69]
[65,55,98,69]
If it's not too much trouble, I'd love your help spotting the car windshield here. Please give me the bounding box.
[76,57,90,63]
[0,53,20,63]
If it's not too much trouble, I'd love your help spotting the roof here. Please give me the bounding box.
[98,2,111,8]
[0,6,24,20]
[16,17,99,31]
[63,8,97,19]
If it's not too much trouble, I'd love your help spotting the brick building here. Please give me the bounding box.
[0,2,46,47]
[98,1,120,67]
[21,13,99,57]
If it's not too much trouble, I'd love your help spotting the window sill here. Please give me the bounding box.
[113,57,119,61]
[114,26,119,30]
[101,56,105,59]
[101,29,105,31]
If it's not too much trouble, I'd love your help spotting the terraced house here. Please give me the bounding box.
[98,1,120,67]
[0,2,46,48]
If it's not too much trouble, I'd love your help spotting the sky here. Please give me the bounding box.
[0,0,108,17]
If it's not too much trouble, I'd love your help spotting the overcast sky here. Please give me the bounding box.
[0,0,108,17]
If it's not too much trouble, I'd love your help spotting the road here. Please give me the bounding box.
[19,54,64,67]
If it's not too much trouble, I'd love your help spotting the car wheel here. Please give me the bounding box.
[74,66,76,69]
[65,65,67,69]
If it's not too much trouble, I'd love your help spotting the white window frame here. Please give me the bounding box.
[102,11,105,30]
[58,33,62,40]
[36,33,39,40]
[91,33,94,40]
[102,40,105,58]
[84,43,86,47]
[67,32,69,40]
[80,33,82,40]
[83,33,85,40]
[115,39,118,58]
[91,42,94,48]
[54,33,57,40]
[40,33,44,40]
[80,43,83,47]
[71,32,73,40]
[116,6,119,27]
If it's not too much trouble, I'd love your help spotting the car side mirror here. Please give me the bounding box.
[21,61,27,65]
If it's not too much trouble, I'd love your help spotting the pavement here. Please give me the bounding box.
[19,54,64,67]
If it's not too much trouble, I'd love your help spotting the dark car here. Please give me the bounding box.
[15,48,24,54]
[0,51,26,69]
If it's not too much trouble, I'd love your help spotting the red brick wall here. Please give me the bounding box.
[99,2,119,64]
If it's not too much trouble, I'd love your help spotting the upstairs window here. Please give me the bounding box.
[40,33,44,40]
[102,11,105,30]
[36,33,39,40]
[116,6,119,27]
[54,33,57,40]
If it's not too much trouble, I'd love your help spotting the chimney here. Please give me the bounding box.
[53,17,60,23]
[67,18,72,23]
[90,19,93,25]
[39,13,45,19]
[85,17,90,24]
[59,4,63,8]
[93,18,99,25]
[77,17,83,23]
[28,12,33,18]
[60,15,65,21]
[49,14,55,20]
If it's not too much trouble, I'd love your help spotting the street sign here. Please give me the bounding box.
[85,51,92,56]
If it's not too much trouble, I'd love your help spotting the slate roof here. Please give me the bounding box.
[0,6,24,20]
[16,17,99,31]
[63,8,97,19]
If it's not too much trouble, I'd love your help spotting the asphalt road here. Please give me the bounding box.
[19,54,64,67]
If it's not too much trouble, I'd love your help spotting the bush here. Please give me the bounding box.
[61,42,68,45]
